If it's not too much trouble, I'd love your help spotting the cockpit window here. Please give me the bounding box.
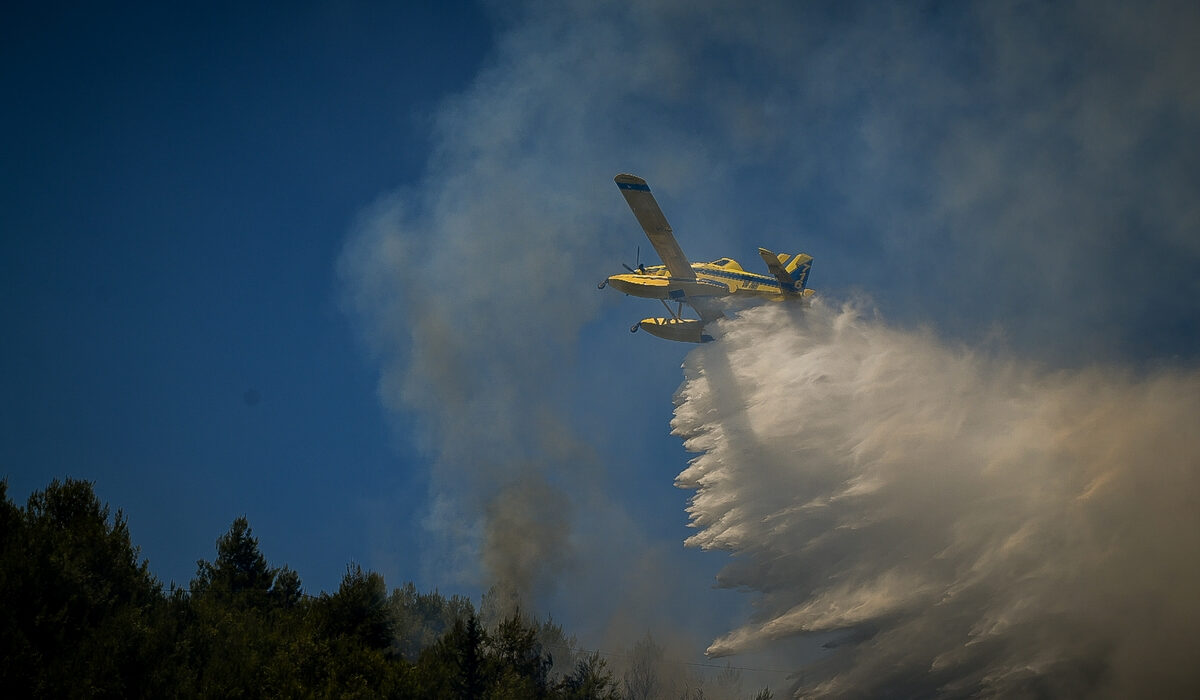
[713,258,732,266]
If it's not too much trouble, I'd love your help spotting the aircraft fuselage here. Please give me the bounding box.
[604,261,800,302]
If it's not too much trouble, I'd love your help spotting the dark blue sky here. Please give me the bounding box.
[3,2,1198,681]
[2,2,494,593]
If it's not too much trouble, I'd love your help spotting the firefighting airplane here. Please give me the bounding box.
[599,173,814,342]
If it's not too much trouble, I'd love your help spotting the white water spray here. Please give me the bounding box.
[673,300,1200,697]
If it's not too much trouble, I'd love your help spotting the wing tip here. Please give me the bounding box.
[615,173,649,191]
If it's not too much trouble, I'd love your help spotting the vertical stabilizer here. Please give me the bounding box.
[785,253,813,292]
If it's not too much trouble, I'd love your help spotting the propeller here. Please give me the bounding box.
[601,246,644,289]
[621,246,642,273]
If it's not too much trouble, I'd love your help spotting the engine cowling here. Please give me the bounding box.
[637,318,714,343]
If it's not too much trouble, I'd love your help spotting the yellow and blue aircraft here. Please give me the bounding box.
[599,173,814,342]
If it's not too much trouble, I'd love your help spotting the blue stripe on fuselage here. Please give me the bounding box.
[696,267,788,290]
[631,264,795,291]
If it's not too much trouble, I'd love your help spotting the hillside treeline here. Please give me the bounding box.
[0,479,774,699]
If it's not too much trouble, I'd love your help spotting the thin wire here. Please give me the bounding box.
[542,641,796,676]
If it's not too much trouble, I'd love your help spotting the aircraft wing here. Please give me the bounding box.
[615,174,696,281]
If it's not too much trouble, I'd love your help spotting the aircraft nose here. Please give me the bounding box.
[605,275,631,294]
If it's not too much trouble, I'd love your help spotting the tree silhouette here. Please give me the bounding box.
[318,564,393,650]
[4,477,796,698]
[558,652,622,700]
[0,479,161,696]
[624,633,664,700]
[193,516,276,602]
[490,607,554,698]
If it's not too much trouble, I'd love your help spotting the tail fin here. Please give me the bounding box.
[759,248,814,293]
[785,253,813,292]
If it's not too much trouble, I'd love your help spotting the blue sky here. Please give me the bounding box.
[2,2,493,593]
[4,0,1199,686]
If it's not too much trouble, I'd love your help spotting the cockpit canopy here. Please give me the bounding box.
[710,257,743,271]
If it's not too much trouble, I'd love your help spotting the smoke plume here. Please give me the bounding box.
[673,300,1200,697]
[339,1,1200,688]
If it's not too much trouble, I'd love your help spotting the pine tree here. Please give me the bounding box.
[192,516,276,603]
[0,479,162,696]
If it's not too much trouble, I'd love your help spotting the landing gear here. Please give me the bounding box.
[659,299,685,321]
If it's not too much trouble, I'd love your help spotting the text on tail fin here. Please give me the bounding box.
[785,254,813,292]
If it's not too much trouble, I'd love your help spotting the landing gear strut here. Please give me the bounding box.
[660,299,685,321]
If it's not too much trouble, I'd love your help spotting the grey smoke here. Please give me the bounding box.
[338,0,1200,688]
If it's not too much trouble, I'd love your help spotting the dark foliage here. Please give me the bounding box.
[1,479,782,698]
[0,479,163,697]
[0,478,639,699]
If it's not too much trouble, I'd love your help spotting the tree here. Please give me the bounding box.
[271,565,303,608]
[5,478,705,698]
[452,613,488,700]
[624,633,665,700]
[711,663,743,699]
[417,612,488,700]
[558,652,622,700]
[0,478,163,697]
[318,564,393,651]
[183,516,313,696]
[389,581,475,661]
[192,516,276,603]
[489,608,553,699]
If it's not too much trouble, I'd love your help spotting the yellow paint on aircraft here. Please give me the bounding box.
[602,174,815,343]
